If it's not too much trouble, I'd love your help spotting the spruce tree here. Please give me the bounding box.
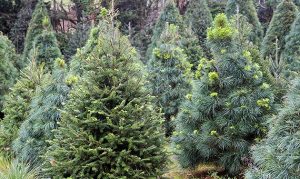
[261,0,298,61]
[0,33,18,118]
[0,57,49,158]
[226,0,263,45]
[246,78,300,178]
[22,0,51,66]
[281,12,300,79]
[173,14,274,175]
[43,20,168,178]
[148,24,192,136]
[184,0,213,57]
[13,58,69,166]
[145,0,182,62]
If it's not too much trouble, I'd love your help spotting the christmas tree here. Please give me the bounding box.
[43,19,167,178]
[173,14,274,175]
[148,23,192,136]
[246,78,300,178]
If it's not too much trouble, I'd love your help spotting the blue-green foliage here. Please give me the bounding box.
[13,58,69,166]
[173,14,274,175]
[246,78,300,178]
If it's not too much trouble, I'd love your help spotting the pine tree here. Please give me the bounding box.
[281,12,300,79]
[226,0,263,45]
[173,14,274,175]
[145,0,182,62]
[261,0,298,61]
[148,24,192,136]
[184,0,213,57]
[0,56,49,158]
[0,33,18,118]
[43,20,168,178]
[22,0,51,66]
[246,78,300,178]
[13,58,69,166]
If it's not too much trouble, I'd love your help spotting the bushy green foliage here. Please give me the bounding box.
[246,78,300,178]
[184,0,212,57]
[0,33,18,117]
[22,1,51,66]
[146,0,182,62]
[173,14,274,175]
[261,0,298,61]
[13,58,69,166]
[281,13,300,79]
[0,58,49,159]
[148,24,192,136]
[43,20,168,178]
[267,0,300,8]
[226,0,263,45]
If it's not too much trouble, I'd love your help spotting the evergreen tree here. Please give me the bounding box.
[226,0,263,45]
[173,14,274,175]
[43,20,168,178]
[261,0,298,61]
[0,33,18,118]
[184,0,213,57]
[148,24,192,136]
[268,0,300,8]
[0,57,49,158]
[22,0,51,66]
[145,0,182,62]
[246,78,300,178]
[13,58,69,166]
[281,12,300,79]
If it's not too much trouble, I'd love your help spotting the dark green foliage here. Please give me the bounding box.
[22,0,51,66]
[0,59,49,158]
[246,78,300,178]
[148,24,192,136]
[43,20,168,178]
[261,0,298,61]
[13,58,69,166]
[0,0,21,34]
[281,13,300,79]
[267,0,300,8]
[173,14,274,175]
[207,0,227,18]
[146,0,182,62]
[0,33,18,118]
[184,0,212,57]
[226,0,263,45]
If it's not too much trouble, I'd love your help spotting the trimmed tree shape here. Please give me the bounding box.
[173,14,274,175]
[184,0,213,57]
[261,0,298,61]
[226,0,263,45]
[22,0,51,65]
[43,20,168,178]
[246,78,300,178]
[281,12,300,79]
[13,58,69,166]
[0,56,49,158]
[146,0,182,62]
[0,33,18,118]
[30,16,62,72]
[148,24,192,136]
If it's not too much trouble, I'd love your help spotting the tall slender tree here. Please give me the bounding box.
[173,14,274,175]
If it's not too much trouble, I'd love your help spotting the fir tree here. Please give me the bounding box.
[13,58,69,166]
[148,24,192,136]
[226,0,263,45]
[281,12,300,79]
[43,20,167,178]
[246,78,300,178]
[261,0,298,61]
[184,0,213,57]
[145,0,182,62]
[173,14,274,175]
[22,0,51,66]
[0,56,49,158]
[0,33,18,118]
